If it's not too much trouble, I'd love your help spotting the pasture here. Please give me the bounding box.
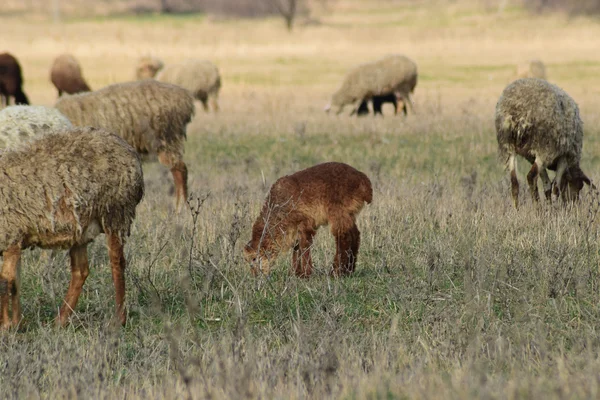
[2,0,600,398]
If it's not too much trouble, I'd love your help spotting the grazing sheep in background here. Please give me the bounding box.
[0,127,144,329]
[244,162,372,278]
[135,55,164,80]
[495,78,592,208]
[0,53,29,107]
[516,59,547,80]
[355,93,399,117]
[55,80,194,212]
[0,105,72,149]
[50,54,91,97]
[325,54,417,116]
[156,59,221,112]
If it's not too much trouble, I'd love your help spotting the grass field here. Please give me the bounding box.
[3,0,600,398]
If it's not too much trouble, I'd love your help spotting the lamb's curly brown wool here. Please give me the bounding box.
[495,78,592,208]
[244,162,372,278]
[0,127,144,329]
[55,79,194,212]
[50,53,91,97]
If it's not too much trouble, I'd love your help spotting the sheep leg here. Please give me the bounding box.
[331,216,358,277]
[0,245,21,329]
[553,158,569,201]
[108,234,127,326]
[200,99,209,112]
[58,244,89,326]
[171,161,189,214]
[158,151,189,213]
[526,161,540,203]
[540,169,552,201]
[509,155,519,209]
[295,226,315,278]
[210,93,219,112]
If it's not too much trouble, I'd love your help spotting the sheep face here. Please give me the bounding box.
[553,166,593,202]
[243,242,274,276]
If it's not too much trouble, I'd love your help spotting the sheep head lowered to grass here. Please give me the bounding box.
[244,162,372,278]
[495,78,593,208]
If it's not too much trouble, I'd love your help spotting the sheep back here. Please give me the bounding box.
[156,59,221,101]
[495,78,582,168]
[0,105,72,149]
[55,80,195,160]
[331,54,417,109]
[0,127,144,251]
[50,54,91,95]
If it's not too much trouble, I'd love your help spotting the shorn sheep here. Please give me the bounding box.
[0,53,29,107]
[325,54,417,116]
[516,59,547,80]
[55,80,194,212]
[0,105,72,149]
[50,53,91,97]
[156,59,221,112]
[0,127,144,329]
[135,55,164,80]
[244,162,372,278]
[495,78,592,208]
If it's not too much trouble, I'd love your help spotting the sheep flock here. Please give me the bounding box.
[0,36,592,329]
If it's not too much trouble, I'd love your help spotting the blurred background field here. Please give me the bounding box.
[2,0,600,398]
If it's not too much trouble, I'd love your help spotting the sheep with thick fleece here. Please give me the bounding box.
[55,80,194,212]
[325,55,417,115]
[0,105,72,149]
[0,127,144,328]
[495,78,592,208]
[156,59,221,112]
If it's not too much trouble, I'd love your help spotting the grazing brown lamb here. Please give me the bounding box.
[244,162,372,278]
[50,54,91,97]
[0,53,29,107]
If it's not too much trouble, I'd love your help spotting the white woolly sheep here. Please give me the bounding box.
[0,127,144,329]
[0,105,72,149]
[325,55,417,116]
[55,80,194,213]
[495,78,592,208]
[156,59,221,112]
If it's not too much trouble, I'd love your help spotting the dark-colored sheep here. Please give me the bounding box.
[0,53,29,107]
[355,94,399,117]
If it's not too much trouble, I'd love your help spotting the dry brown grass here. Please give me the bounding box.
[2,1,600,398]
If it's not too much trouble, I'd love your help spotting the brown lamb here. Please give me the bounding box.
[50,53,91,97]
[0,53,29,107]
[244,162,372,278]
[0,127,144,329]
